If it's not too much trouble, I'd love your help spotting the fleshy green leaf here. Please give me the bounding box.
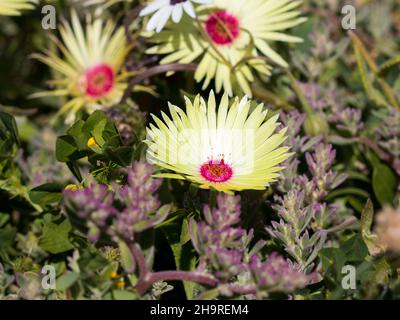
[119,241,135,274]
[39,219,74,254]
[29,183,63,207]
[372,163,396,206]
[56,272,79,291]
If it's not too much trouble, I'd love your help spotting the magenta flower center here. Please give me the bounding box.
[82,64,115,98]
[205,10,240,45]
[200,159,233,183]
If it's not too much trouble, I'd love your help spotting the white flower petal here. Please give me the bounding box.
[146,6,172,32]
[191,0,213,4]
[171,4,184,23]
[155,6,174,32]
[140,0,169,16]
[182,1,196,18]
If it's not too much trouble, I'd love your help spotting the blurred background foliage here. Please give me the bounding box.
[0,0,400,300]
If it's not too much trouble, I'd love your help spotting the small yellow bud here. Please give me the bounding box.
[116,278,126,288]
[64,184,83,192]
[87,136,102,153]
[87,137,100,148]
[110,271,118,279]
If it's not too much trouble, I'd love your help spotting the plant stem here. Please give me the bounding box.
[226,284,257,295]
[325,217,358,234]
[128,240,218,296]
[129,242,149,278]
[285,70,314,115]
[119,63,197,104]
[123,5,143,44]
[349,31,400,110]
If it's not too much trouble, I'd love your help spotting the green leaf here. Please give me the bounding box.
[197,288,220,300]
[66,161,83,183]
[78,248,109,272]
[372,163,396,206]
[156,209,186,229]
[104,146,134,167]
[162,219,197,299]
[83,111,119,148]
[55,135,79,162]
[365,149,381,168]
[82,111,107,134]
[0,225,17,253]
[119,241,135,274]
[99,261,119,282]
[56,111,125,168]
[326,187,369,200]
[342,234,369,262]
[91,118,108,146]
[378,55,400,76]
[39,219,74,254]
[0,112,19,146]
[360,199,373,232]
[0,212,10,227]
[29,183,63,207]
[360,199,382,256]
[0,112,19,159]
[319,247,346,285]
[350,32,389,108]
[372,257,391,285]
[56,272,79,291]
[66,120,89,151]
[112,290,137,300]
[347,196,365,213]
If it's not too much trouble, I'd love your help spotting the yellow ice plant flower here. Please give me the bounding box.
[0,0,37,16]
[33,11,133,123]
[145,91,291,193]
[146,0,306,97]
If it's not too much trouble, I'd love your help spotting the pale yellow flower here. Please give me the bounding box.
[33,11,133,123]
[0,0,37,16]
[145,91,291,193]
[146,0,306,97]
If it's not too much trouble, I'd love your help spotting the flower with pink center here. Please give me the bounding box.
[81,64,115,99]
[200,159,233,183]
[205,10,240,45]
[140,0,213,33]
[33,11,132,123]
[147,0,306,97]
[146,92,291,194]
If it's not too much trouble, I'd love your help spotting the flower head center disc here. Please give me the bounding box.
[82,64,115,98]
[200,159,233,183]
[205,10,240,45]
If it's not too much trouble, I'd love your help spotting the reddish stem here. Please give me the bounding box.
[119,63,197,104]
[128,241,218,296]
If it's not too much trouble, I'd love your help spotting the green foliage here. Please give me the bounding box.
[0,0,399,301]
[0,112,19,159]
[55,111,135,183]
[39,219,74,254]
[372,163,397,206]
[0,225,17,257]
[29,183,63,207]
[162,217,198,299]
[56,111,132,164]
